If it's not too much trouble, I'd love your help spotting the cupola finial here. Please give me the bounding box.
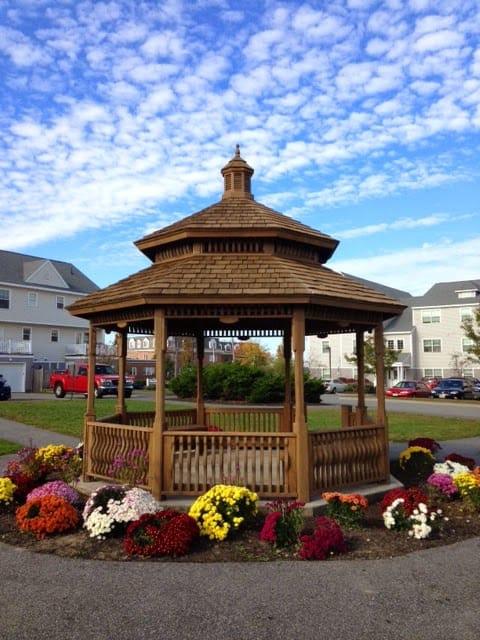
[221,145,254,200]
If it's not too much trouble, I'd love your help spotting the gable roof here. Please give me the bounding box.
[0,249,99,294]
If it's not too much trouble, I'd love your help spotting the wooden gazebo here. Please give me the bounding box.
[68,146,405,502]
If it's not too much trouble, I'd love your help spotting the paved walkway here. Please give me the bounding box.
[1,418,480,639]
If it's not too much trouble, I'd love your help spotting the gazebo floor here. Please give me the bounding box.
[76,474,403,517]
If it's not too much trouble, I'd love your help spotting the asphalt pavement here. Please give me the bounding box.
[1,404,480,639]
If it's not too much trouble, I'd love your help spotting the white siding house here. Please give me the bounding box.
[0,250,101,391]
[307,277,480,386]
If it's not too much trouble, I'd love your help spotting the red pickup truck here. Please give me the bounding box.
[49,363,134,399]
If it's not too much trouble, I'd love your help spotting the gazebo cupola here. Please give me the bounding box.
[221,144,254,200]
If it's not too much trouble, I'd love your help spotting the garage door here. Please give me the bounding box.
[0,363,26,392]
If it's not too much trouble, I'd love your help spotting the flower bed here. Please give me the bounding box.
[1,439,480,562]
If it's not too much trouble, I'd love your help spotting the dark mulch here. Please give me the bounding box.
[1,464,479,562]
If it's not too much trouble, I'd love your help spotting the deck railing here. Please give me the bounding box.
[83,407,389,499]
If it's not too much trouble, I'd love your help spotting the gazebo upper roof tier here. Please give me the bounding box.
[67,147,406,331]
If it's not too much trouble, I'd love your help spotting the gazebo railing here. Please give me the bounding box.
[309,425,388,494]
[83,408,390,499]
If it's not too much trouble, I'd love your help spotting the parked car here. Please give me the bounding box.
[323,378,348,393]
[421,376,442,390]
[431,378,474,400]
[472,382,480,400]
[0,374,12,401]
[385,380,431,398]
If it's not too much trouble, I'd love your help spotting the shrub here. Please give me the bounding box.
[4,473,37,503]
[259,499,305,549]
[322,492,368,529]
[453,472,480,511]
[124,510,200,557]
[16,495,79,539]
[248,372,285,403]
[299,516,347,560]
[188,484,258,541]
[169,364,197,398]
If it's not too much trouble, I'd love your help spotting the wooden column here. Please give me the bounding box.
[355,328,367,425]
[82,324,96,481]
[196,333,205,426]
[115,330,127,417]
[292,308,309,502]
[283,328,292,432]
[374,321,390,480]
[150,309,166,500]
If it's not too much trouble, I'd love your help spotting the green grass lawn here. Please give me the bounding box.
[0,398,479,443]
[0,438,22,456]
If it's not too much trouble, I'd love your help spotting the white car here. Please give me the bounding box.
[324,379,348,393]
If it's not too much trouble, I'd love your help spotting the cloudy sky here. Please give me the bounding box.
[2,0,479,296]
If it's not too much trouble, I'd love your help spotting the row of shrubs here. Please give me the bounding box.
[169,362,326,403]
[1,437,479,559]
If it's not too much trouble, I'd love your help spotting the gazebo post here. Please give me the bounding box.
[374,322,390,480]
[150,309,167,500]
[196,333,205,426]
[283,328,292,432]
[355,329,367,425]
[115,329,127,419]
[82,324,97,481]
[292,308,310,502]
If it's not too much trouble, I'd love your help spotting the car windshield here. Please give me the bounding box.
[439,380,461,388]
[394,382,414,388]
[95,365,115,375]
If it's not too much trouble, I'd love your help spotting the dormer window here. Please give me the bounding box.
[456,289,479,299]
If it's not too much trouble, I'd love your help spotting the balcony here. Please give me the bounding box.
[0,339,32,354]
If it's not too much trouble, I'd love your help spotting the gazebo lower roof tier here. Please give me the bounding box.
[68,253,405,324]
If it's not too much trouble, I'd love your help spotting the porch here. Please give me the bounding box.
[82,405,390,500]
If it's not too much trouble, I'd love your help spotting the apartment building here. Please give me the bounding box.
[307,277,480,385]
[0,249,101,391]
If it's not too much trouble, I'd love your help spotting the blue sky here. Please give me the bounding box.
[1,0,479,296]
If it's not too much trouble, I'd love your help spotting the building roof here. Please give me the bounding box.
[0,249,99,294]
[412,279,480,307]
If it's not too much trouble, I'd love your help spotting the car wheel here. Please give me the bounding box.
[124,390,132,398]
[94,387,103,399]
[54,383,66,398]
[331,387,336,394]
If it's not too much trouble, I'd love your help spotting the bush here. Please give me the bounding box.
[299,516,347,560]
[16,495,79,539]
[169,364,197,398]
[248,372,285,403]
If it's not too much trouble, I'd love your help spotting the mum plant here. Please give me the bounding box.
[82,485,160,539]
[453,472,480,511]
[322,492,368,529]
[408,503,444,540]
[408,437,442,454]
[426,473,458,499]
[124,510,200,557]
[108,444,149,487]
[299,516,347,560]
[26,480,81,506]
[16,495,79,539]
[259,499,305,549]
[444,453,476,470]
[0,477,17,509]
[188,484,258,541]
[399,446,435,475]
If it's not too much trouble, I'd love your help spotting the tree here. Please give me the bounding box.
[234,341,271,367]
[344,336,401,375]
[461,306,480,362]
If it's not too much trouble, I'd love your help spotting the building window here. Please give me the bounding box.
[27,292,38,307]
[56,296,65,309]
[128,338,136,349]
[143,338,150,349]
[386,340,395,349]
[462,338,474,353]
[23,327,31,341]
[460,308,473,322]
[51,329,59,343]
[423,339,441,353]
[0,289,10,309]
[322,341,330,353]
[422,309,441,323]
[424,368,442,376]
[457,289,478,299]
[397,340,404,350]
